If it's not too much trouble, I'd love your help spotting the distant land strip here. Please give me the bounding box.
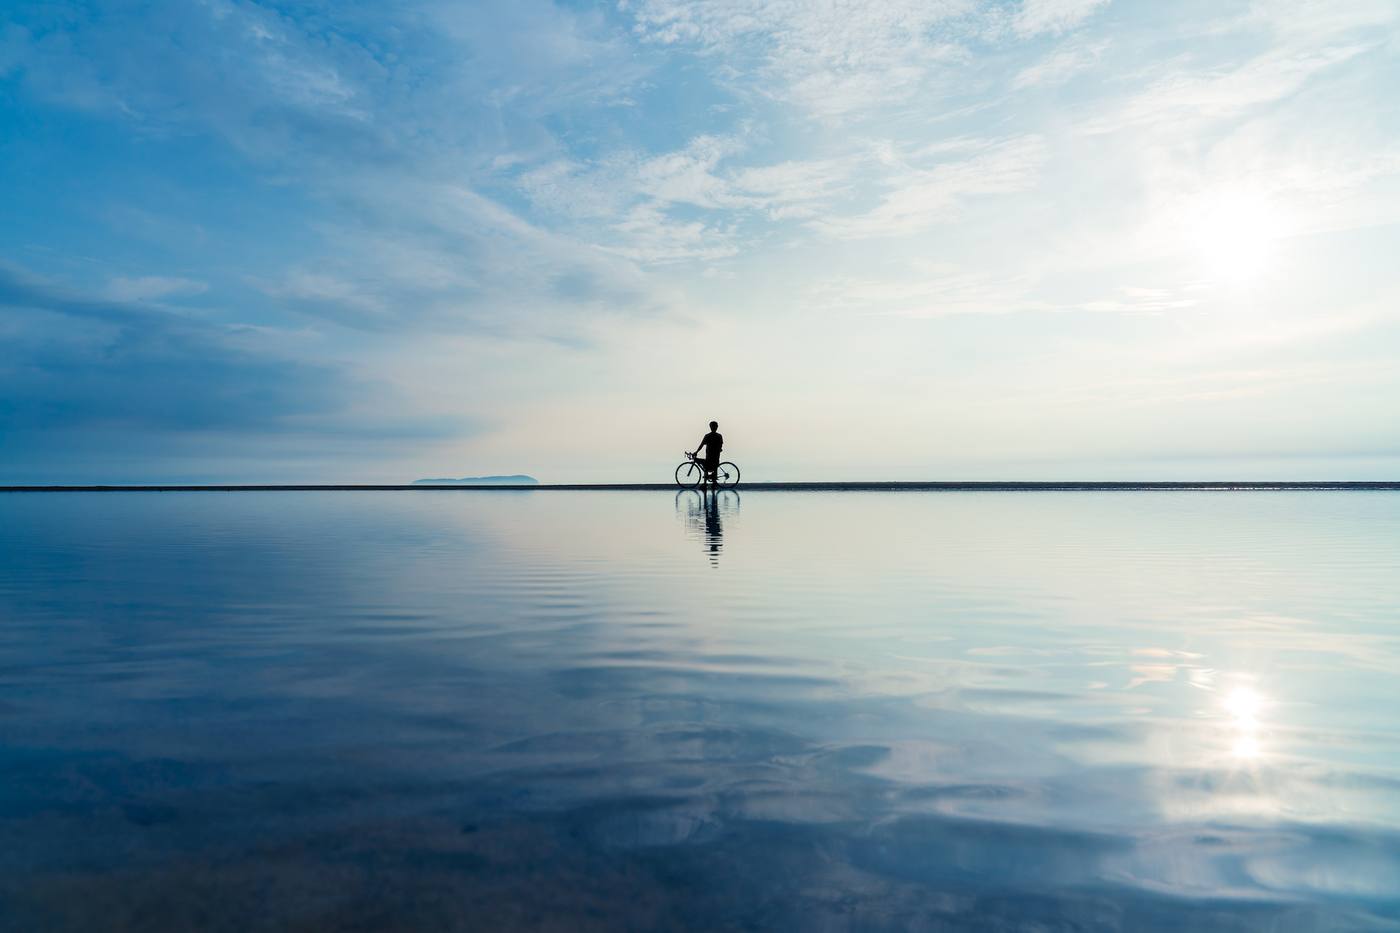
[3,482,1399,492]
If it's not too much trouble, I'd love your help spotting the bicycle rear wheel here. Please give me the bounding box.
[675,461,704,488]
[715,462,740,488]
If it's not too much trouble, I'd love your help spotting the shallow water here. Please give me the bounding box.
[1,490,1398,930]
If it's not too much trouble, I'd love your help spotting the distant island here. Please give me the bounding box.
[412,475,539,485]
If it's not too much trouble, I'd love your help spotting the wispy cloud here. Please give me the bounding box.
[623,0,979,118]
[730,156,865,219]
[516,134,863,260]
[1088,44,1372,133]
[813,136,1047,239]
[0,262,347,432]
[0,260,469,481]
[1013,0,1111,38]
[806,264,1046,318]
[807,266,1199,319]
[104,275,208,302]
[1012,40,1108,89]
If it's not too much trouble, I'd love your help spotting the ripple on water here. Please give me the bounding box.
[1,491,1400,929]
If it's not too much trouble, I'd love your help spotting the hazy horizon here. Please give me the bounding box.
[4,0,1399,483]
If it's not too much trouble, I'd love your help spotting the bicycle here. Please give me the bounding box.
[674,452,740,488]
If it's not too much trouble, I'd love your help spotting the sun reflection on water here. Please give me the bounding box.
[1223,685,1268,763]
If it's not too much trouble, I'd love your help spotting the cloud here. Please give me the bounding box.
[805,264,1201,318]
[260,270,397,327]
[0,263,459,465]
[516,137,747,262]
[1227,0,1399,41]
[3,0,648,176]
[3,1,386,162]
[1012,41,1108,89]
[633,135,750,209]
[516,129,1049,261]
[1013,0,1111,38]
[1075,286,1201,314]
[2,2,682,335]
[812,136,1047,239]
[806,264,1045,317]
[730,156,865,219]
[252,177,669,331]
[1087,44,1371,134]
[622,0,978,118]
[104,276,208,302]
[608,203,739,264]
[516,134,870,260]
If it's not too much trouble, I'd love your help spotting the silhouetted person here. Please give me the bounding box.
[692,421,723,483]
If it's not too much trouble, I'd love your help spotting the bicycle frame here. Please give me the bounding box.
[677,453,740,488]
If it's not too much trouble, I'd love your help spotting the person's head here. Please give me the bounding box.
[709,421,718,431]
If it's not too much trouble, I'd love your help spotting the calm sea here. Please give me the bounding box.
[1,491,1398,930]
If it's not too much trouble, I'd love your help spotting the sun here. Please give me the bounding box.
[1184,188,1287,286]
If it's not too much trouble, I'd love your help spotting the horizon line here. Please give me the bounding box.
[3,482,1399,493]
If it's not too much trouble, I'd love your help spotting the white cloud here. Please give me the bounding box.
[262,270,393,322]
[252,177,672,334]
[514,138,747,262]
[806,264,1045,317]
[730,155,864,219]
[813,136,1047,239]
[1012,40,1107,89]
[609,203,739,263]
[1229,0,1399,41]
[517,129,1048,257]
[516,134,871,259]
[1013,0,1111,38]
[103,276,208,302]
[1076,286,1201,314]
[517,159,629,220]
[807,266,1199,319]
[634,135,750,208]
[623,0,978,118]
[1087,44,1371,133]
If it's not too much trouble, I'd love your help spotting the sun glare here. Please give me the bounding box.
[1222,685,1268,762]
[1223,686,1263,723]
[1186,189,1287,286]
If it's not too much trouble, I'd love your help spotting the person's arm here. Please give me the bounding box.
[693,437,707,458]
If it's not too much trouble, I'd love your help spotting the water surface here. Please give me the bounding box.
[2,491,1398,930]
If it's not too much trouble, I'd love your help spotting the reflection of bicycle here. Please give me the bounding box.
[676,488,740,566]
[675,452,740,488]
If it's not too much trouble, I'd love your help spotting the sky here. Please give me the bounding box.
[2,0,1399,483]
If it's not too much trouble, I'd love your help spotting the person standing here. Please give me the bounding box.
[692,421,723,482]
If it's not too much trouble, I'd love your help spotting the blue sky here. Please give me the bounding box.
[2,0,1398,482]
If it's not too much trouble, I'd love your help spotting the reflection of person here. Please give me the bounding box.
[703,490,721,562]
[676,488,738,567]
[692,421,723,482]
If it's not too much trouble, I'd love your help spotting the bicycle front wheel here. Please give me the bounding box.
[675,461,704,488]
[715,462,740,488]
